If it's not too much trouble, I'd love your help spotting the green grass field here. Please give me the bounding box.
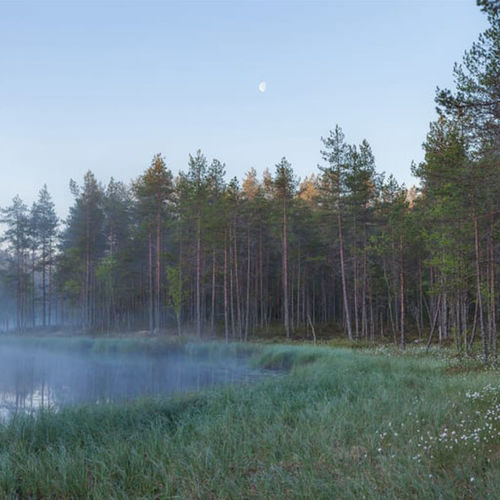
[0,342,499,498]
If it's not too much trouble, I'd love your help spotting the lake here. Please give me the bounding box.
[0,338,264,419]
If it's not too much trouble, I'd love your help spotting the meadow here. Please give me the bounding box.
[0,340,499,498]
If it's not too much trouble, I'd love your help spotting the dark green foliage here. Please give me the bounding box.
[0,196,31,330]
[0,2,498,362]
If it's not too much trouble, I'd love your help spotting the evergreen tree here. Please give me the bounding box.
[31,185,58,327]
[134,154,174,333]
[319,126,354,339]
[184,150,209,337]
[436,0,499,155]
[274,157,296,339]
[61,171,105,330]
[1,196,31,330]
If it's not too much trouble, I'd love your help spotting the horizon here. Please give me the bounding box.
[1,0,487,217]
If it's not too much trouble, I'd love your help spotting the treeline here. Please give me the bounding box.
[0,1,498,359]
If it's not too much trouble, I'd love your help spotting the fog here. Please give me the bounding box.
[0,339,264,420]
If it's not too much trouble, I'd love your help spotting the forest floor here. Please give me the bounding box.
[0,340,499,498]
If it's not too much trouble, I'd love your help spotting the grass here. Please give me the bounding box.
[0,342,499,498]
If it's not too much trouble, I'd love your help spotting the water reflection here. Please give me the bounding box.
[0,343,261,418]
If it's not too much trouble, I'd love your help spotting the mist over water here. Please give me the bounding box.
[0,339,263,420]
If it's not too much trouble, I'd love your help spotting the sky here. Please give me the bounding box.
[0,0,488,217]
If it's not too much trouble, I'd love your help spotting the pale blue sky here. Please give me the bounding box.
[0,0,487,216]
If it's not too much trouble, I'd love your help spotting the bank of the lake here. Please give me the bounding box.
[0,336,265,419]
[0,342,499,498]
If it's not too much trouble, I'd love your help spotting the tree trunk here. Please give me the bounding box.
[361,241,368,338]
[233,223,242,340]
[353,253,359,339]
[229,238,235,338]
[211,249,216,335]
[296,243,301,330]
[48,242,52,326]
[156,211,161,333]
[224,232,229,343]
[399,236,405,350]
[245,228,250,341]
[474,214,488,363]
[338,208,353,340]
[488,213,496,358]
[282,197,290,338]
[42,243,47,328]
[196,214,201,338]
[148,230,153,333]
[259,228,264,329]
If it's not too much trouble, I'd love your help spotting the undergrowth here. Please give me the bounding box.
[0,342,498,498]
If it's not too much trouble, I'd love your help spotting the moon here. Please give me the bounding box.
[258,81,266,93]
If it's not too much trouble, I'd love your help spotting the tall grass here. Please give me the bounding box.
[0,343,499,498]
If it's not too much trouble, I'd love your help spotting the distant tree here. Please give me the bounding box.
[166,265,188,336]
[98,178,134,330]
[274,157,296,339]
[61,171,105,330]
[206,159,227,335]
[1,196,31,330]
[320,126,354,340]
[185,150,208,337]
[242,168,260,201]
[298,174,319,204]
[134,154,174,333]
[345,140,380,339]
[103,178,131,257]
[31,185,58,327]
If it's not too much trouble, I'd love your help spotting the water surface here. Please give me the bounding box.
[0,339,263,419]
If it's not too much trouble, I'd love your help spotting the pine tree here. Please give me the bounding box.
[1,196,31,330]
[274,157,296,339]
[134,154,174,333]
[320,126,354,340]
[31,185,58,327]
[61,171,105,330]
[436,1,499,155]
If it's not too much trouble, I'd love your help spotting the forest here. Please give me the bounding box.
[1,1,498,363]
[0,1,499,498]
